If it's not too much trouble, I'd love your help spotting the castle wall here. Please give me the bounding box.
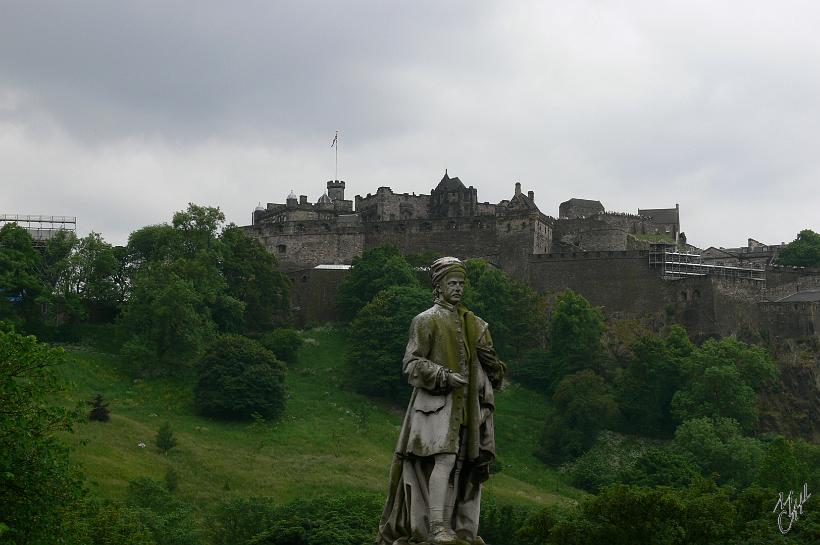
[527,251,671,318]
[759,301,818,339]
[355,188,431,221]
[363,217,501,263]
[247,220,364,266]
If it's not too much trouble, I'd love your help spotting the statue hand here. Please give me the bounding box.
[447,372,468,388]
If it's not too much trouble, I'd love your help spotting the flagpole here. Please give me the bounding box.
[335,130,339,181]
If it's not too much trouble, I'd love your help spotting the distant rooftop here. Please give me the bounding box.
[777,290,820,303]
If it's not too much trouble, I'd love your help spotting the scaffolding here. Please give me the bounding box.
[0,214,77,245]
[649,243,765,281]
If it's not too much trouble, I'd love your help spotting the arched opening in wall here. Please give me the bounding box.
[277,244,286,254]
[301,275,308,283]
[521,221,527,228]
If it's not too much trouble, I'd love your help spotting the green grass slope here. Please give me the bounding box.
[56,328,582,509]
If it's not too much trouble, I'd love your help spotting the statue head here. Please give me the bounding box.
[431,257,466,305]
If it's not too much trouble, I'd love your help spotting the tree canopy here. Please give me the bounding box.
[336,245,420,323]
[777,229,820,267]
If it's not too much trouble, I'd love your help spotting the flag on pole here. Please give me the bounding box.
[331,132,338,148]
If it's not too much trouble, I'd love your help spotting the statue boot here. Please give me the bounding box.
[429,520,459,544]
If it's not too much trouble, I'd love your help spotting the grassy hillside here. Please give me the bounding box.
[56,327,582,509]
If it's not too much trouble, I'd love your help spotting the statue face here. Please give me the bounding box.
[440,271,465,305]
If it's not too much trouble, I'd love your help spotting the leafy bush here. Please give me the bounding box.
[124,478,199,545]
[563,431,651,492]
[479,496,535,545]
[537,370,619,465]
[259,328,304,364]
[207,497,278,545]
[247,493,382,545]
[194,335,287,420]
[620,446,700,488]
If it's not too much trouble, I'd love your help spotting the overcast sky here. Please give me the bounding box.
[2,1,818,248]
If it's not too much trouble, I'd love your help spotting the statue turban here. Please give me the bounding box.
[430,256,467,287]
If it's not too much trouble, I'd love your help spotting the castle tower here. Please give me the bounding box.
[327,180,345,201]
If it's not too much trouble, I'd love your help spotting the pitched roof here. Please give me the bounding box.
[778,289,820,303]
[435,170,466,192]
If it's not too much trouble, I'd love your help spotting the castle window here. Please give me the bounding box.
[506,223,511,232]
[297,224,305,233]
[276,224,284,233]
[277,244,286,254]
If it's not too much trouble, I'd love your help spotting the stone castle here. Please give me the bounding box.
[245,173,819,439]
[245,171,680,278]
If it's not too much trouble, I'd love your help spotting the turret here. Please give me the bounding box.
[327,180,345,201]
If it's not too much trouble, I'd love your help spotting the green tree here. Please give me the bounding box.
[0,329,84,544]
[777,229,820,267]
[673,417,763,487]
[120,264,215,376]
[194,335,287,420]
[0,224,45,331]
[336,245,419,323]
[155,422,178,455]
[88,393,111,422]
[220,226,291,332]
[539,290,605,394]
[537,370,619,465]
[616,328,688,438]
[670,337,773,432]
[347,285,431,403]
[461,258,546,359]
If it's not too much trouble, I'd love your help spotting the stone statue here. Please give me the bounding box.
[378,257,506,545]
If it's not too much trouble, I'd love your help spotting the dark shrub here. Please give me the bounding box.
[194,335,286,420]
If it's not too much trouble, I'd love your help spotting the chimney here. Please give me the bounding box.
[515,182,521,195]
[528,190,534,201]
[299,195,308,205]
